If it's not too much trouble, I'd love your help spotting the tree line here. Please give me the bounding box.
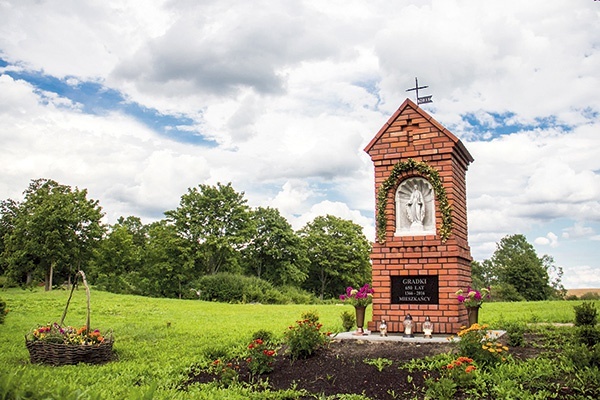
[0,178,564,303]
[0,179,372,301]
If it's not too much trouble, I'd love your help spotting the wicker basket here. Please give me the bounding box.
[25,270,114,366]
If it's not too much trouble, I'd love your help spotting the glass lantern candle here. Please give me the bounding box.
[403,314,414,338]
[422,316,433,338]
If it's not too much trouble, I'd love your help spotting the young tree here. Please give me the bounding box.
[242,207,308,286]
[299,215,372,300]
[3,179,105,290]
[165,182,253,275]
[138,221,193,298]
[491,234,553,301]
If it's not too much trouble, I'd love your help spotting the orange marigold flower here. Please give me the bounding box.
[465,365,476,373]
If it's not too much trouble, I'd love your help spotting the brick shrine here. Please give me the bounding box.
[364,98,474,334]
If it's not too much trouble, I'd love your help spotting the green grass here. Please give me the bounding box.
[0,288,597,399]
[0,287,355,399]
[482,300,598,325]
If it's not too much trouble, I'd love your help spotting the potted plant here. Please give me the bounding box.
[456,286,491,326]
[339,284,374,335]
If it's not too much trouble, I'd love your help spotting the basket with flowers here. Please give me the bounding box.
[25,270,113,366]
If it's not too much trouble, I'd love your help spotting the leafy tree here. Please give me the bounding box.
[88,223,143,292]
[165,182,253,275]
[115,216,148,247]
[242,207,308,286]
[138,221,193,298]
[299,215,372,300]
[2,179,105,290]
[0,199,19,277]
[470,259,496,290]
[490,234,553,301]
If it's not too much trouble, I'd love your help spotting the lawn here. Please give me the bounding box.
[0,288,597,399]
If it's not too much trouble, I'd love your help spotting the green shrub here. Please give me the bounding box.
[278,285,317,304]
[340,310,355,331]
[0,298,6,324]
[576,325,600,348]
[563,342,600,369]
[284,314,331,360]
[193,273,286,304]
[502,321,526,347]
[491,283,525,302]
[574,302,598,326]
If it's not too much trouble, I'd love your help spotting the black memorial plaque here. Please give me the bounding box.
[391,275,439,304]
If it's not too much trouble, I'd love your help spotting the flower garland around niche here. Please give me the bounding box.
[376,159,452,244]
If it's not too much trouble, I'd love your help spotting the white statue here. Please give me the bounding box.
[406,185,425,226]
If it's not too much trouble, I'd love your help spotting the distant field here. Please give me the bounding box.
[566,288,600,297]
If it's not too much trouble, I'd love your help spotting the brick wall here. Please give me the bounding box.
[364,99,474,334]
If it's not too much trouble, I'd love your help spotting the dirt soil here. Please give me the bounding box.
[183,334,550,399]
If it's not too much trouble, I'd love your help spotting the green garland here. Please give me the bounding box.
[376,159,452,244]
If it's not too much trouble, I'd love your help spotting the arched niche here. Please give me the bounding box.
[394,177,436,236]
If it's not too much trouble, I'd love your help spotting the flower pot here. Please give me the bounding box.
[467,306,480,326]
[354,305,367,335]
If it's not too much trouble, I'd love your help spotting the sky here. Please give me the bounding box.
[0,0,599,289]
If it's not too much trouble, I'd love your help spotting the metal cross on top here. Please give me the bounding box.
[406,77,433,105]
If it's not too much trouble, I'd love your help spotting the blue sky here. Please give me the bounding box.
[0,0,599,289]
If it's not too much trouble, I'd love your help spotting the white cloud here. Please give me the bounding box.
[534,232,558,248]
[562,222,595,239]
[0,0,599,289]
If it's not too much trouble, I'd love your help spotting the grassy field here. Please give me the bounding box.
[0,288,598,399]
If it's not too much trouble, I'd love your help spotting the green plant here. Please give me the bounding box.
[574,302,598,326]
[340,310,355,331]
[424,376,457,400]
[284,315,331,360]
[576,325,600,348]
[363,357,393,372]
[455,323,509,367]
[339,284,374,307]
[502,321,526,347]
[209,358,241,387]
[246,338,277,377]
